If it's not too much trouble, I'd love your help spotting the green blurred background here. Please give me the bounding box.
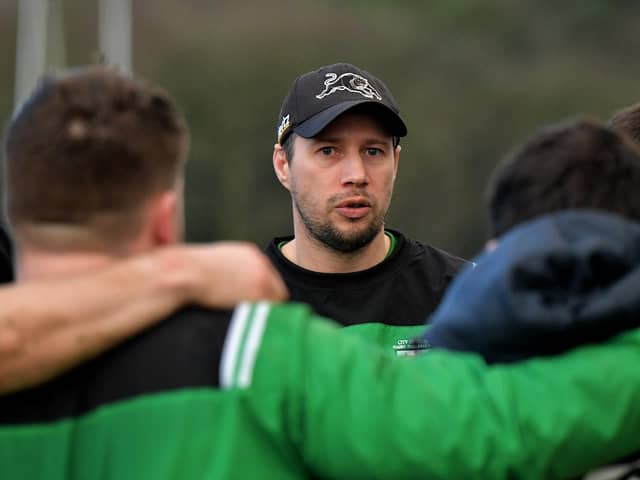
[1,0,639,259]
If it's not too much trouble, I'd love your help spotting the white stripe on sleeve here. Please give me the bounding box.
[236,301,270,388]
[219,302,251,389]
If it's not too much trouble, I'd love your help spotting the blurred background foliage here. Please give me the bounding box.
[1,0,639,259]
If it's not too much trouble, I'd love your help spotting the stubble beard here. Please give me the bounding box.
[293,194,387,254]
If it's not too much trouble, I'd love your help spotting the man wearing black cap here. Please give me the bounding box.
[268,63,467,355]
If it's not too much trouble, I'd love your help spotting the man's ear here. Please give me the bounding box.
[150,191,180,246]
[393,144,401,180]
[273,143,291,190]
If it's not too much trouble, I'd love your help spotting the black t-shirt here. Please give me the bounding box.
[265,229,468,327]
[0,225,14,284]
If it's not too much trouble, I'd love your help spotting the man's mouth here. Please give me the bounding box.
[335,198,372,219]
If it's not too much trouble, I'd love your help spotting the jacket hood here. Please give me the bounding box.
[424,210,640,363]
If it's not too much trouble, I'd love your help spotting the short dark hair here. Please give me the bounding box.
[282,132,297,163]
[486,119,640,238]
[608,102,640,145]
[4,66,189,249]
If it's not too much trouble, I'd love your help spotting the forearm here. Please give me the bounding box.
[0,241,287,395]
[0,247,190,393]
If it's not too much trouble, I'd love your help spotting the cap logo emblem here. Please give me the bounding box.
[315,72,382,101]
[278,114,290,140]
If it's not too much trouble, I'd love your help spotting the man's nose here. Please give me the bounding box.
[341,152,368,187]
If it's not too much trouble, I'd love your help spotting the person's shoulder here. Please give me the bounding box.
[126,305,235,356]
[424,244,469,272]
[391,229,468,273]
[162,305,235,331]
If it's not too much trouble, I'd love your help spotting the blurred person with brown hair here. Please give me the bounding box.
[4,69,640,479]
[0,65,288,396]
[0,64,288,395]
[269,62,467,356]
[0,62,286,393]
[0,65,302,477]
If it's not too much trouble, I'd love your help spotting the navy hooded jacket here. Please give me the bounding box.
[424,210,640,364]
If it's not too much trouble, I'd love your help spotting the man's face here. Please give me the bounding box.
[286,111,399,253]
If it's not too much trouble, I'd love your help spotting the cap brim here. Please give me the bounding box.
[294,100,408,139]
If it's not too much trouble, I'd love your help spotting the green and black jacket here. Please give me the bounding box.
[2,302,640,479]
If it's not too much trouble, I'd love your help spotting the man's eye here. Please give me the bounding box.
[320,147,334,155]
[366,148,382,156]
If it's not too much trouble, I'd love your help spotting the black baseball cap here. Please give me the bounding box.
[276,63,408,145]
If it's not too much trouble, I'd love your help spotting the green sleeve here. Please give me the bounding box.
[247,303,640,480]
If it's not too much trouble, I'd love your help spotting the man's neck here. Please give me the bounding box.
[281,229,390,273]
[17,249,118,282]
